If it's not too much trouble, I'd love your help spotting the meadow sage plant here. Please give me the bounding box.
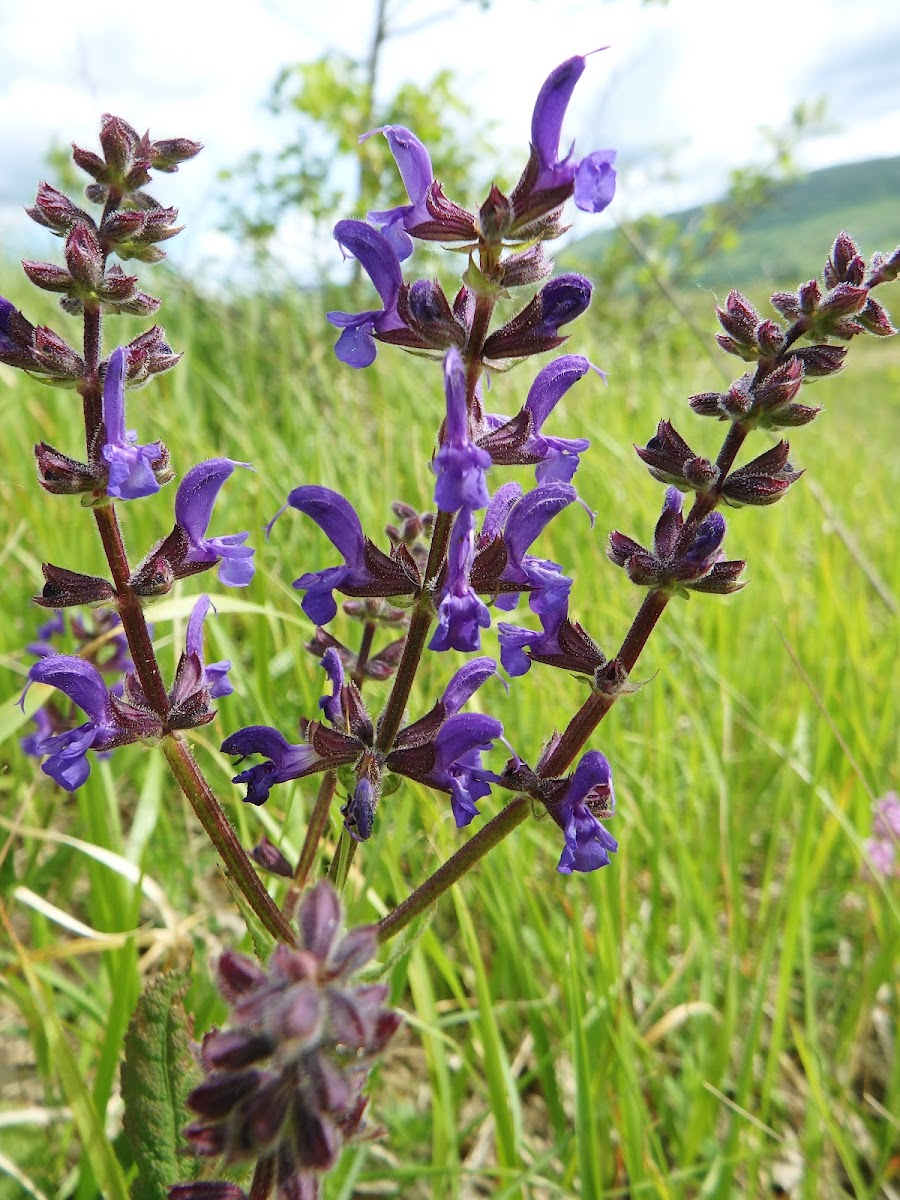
[8,52,899,1199]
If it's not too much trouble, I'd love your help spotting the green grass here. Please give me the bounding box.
[0,265,898,1200]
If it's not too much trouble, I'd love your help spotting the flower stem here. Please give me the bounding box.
[328,824,355,891]
[283,771,337,918]
[377,796,530,942]
[375,509,452,753]
[162,735,297,945]
[351,620,377,687]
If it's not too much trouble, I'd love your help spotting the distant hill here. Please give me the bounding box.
[561,156,900,290]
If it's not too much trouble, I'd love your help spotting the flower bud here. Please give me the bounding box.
[64,221,103,291]
[125,325,182,383]
[791,344,846,377]
[754,319,785,357]
[71,144,105,181]
[400,280,465,349]
[818,283,868,320]
[482,274,592,360]
[32,327,84,382]
[250,836,294,878]
[716,290,759,344]
[149,136,203,172]
[34,443,101,495]
[498,244,554,289]
[99,114,141,176]
[35,563,116,608]
[96,264,140,303]
[634,420,719,492]
[824,231,864,287]
[722,441,803,506]
[798,278,822,315]
[864,245,900,288]
[858,298,895,337]
[26,183,92,235]
[478,184,513,241]
[21,260,75,294]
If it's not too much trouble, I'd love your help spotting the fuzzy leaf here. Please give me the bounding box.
[122,969,198,1199]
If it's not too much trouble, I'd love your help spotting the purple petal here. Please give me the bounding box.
[429,588,491,653]
[333,220,402,310]
[176,458,240,537]
[363,125,434,260]
[481,482,523,541]
[497,622,551,677]
[39,724,99,791]
[221,724,323,806]
[557,749,618,874]
[441,657,498,715]
[285,486,366,570]
[344,776,375,841]
[524,355,594,430]
[433,348,491,513]
[101,347,128,446]
[104,441,164,500]
[28,656,112,725]
[536,274,593,335]
[187,595,233,698]
[377,126,433,209]
[434,713,503,773]
[531,55,586,177]
[186,594,212,659]
[203,533,254,587]
[430,508,491,652]
[574,149,617,213]
[503,483,576,566]
[319,648,345,726]
[101,346,163,500]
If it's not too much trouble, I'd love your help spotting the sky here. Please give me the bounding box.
[0,0,898,278]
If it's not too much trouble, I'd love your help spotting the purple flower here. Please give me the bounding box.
[429,508,491,652]
[274,486,419,626]
[432,347,491,512]
[423,713,503,827]
[101,346,166,500]
[318,647,346,726]
[498,605,606,679]
[23,657,127,790]
[221,726,325,807]
[174,459,255,587]
[482,275,593,360]
[344,776,376,841]
[531,54,617,213]
[554,750,618,874]
[186,595,233,699]
[385,657,503,827]
[25,609,66,659]
[608,487,744,595]
[326,219,406,367]
[479,355,601,484]
[441,656,501,715]
[490,481,576,621]
[361,125,433,260]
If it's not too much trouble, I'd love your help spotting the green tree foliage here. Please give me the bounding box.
[219,51,495,274]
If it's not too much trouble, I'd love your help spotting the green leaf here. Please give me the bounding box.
[121,969,197,1200]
